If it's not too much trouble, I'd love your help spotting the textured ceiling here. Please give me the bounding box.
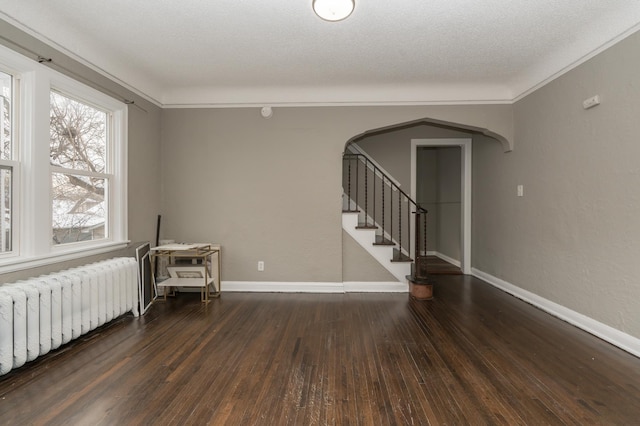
[1,0,640,106]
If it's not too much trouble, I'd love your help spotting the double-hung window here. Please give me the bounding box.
[0,44,128,272]
[0,71,15,254]
[50,91,110,245]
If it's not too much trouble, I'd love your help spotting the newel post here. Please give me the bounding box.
[407,208,433,300]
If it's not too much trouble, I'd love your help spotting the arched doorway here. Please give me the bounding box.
[344,117,509,276]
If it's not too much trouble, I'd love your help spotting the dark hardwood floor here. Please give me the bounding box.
[1,275,640,425]
[426,255,463,275]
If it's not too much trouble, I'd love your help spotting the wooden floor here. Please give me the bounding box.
[426,256,463,275]
[1,276,640,425]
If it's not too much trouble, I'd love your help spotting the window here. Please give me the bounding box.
[0,44,128,272]
[0,70,14,254]
[0,71,11,160]
[0,165,12,252]
[50,91,109,245]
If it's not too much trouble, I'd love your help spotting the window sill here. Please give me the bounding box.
[0,241,130,275]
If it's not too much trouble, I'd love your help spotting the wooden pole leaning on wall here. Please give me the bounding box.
[154,215,161,276]
[155,215,161,247]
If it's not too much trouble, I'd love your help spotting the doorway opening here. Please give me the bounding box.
[411,138,471,274]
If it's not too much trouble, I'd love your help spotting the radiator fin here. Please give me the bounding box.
[0,257,140,376]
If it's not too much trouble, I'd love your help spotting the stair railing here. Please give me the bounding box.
[342,152,428,262]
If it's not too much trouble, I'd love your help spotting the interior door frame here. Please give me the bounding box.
[410,138,472,274]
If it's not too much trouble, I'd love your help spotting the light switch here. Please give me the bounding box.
[517,185,524,197]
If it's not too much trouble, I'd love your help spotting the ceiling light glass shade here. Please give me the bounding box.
[313,0,355,21]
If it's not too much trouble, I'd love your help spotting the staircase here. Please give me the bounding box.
[342,150,430,290]
[342,212,411,282]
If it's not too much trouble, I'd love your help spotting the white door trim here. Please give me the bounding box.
[411,138,472,274]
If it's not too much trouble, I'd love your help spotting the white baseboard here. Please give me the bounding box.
[472,268,640,359]
[223,281,344,293]
[343,281,408,293]
[433,251,461,268]
[222,281,407,293]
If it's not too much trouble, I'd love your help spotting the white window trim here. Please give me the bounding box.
[0,44,128,274]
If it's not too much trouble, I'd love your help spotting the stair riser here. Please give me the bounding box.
[342,212,411,283]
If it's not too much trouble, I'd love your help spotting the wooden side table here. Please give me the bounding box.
[151,243,221,303]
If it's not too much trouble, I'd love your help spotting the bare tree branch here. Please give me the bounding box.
[50,92,108,243]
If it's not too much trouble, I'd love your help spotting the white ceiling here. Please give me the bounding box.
[1,0,640,107]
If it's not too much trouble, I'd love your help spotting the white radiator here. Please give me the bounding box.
[0,257,139,376]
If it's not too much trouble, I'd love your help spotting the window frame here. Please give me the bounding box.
[0,44,128,274]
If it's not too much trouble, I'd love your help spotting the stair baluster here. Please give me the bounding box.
[364,158,368,226]
[342,151,427,269]
[398,193,402,259]
[381,175,385,241]
[347,157,352,209]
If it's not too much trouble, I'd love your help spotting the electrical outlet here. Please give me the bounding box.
[517,185,524,197]
[258,261,264,271]
[582,95,600,110]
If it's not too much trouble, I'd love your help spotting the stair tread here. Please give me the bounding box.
[373,236,395,246]
[391,249,413,262]
[391,257,413,263]
[356,224,378,230]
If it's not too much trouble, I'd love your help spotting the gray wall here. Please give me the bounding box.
[356,125,471,189]
[437,147,462,261]
[417,148,438,251]
[473,30,640,338]
[415,146,462,259]
[159,106,512,282]
[358,128,468,258]
[0,21,162,283]
[342,231,396,282]
[1,13,638,343]
[127,104,163,244]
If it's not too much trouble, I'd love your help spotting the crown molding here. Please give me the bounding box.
[512,21,640,102]
[0,13,163,107]
[162,99,514,109]
[3,12,640,109]
[159,83,513,108]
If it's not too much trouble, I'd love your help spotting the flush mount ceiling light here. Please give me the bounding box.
[313,0,355,22]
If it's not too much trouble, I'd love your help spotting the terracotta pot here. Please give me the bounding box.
[409,281,433,300]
